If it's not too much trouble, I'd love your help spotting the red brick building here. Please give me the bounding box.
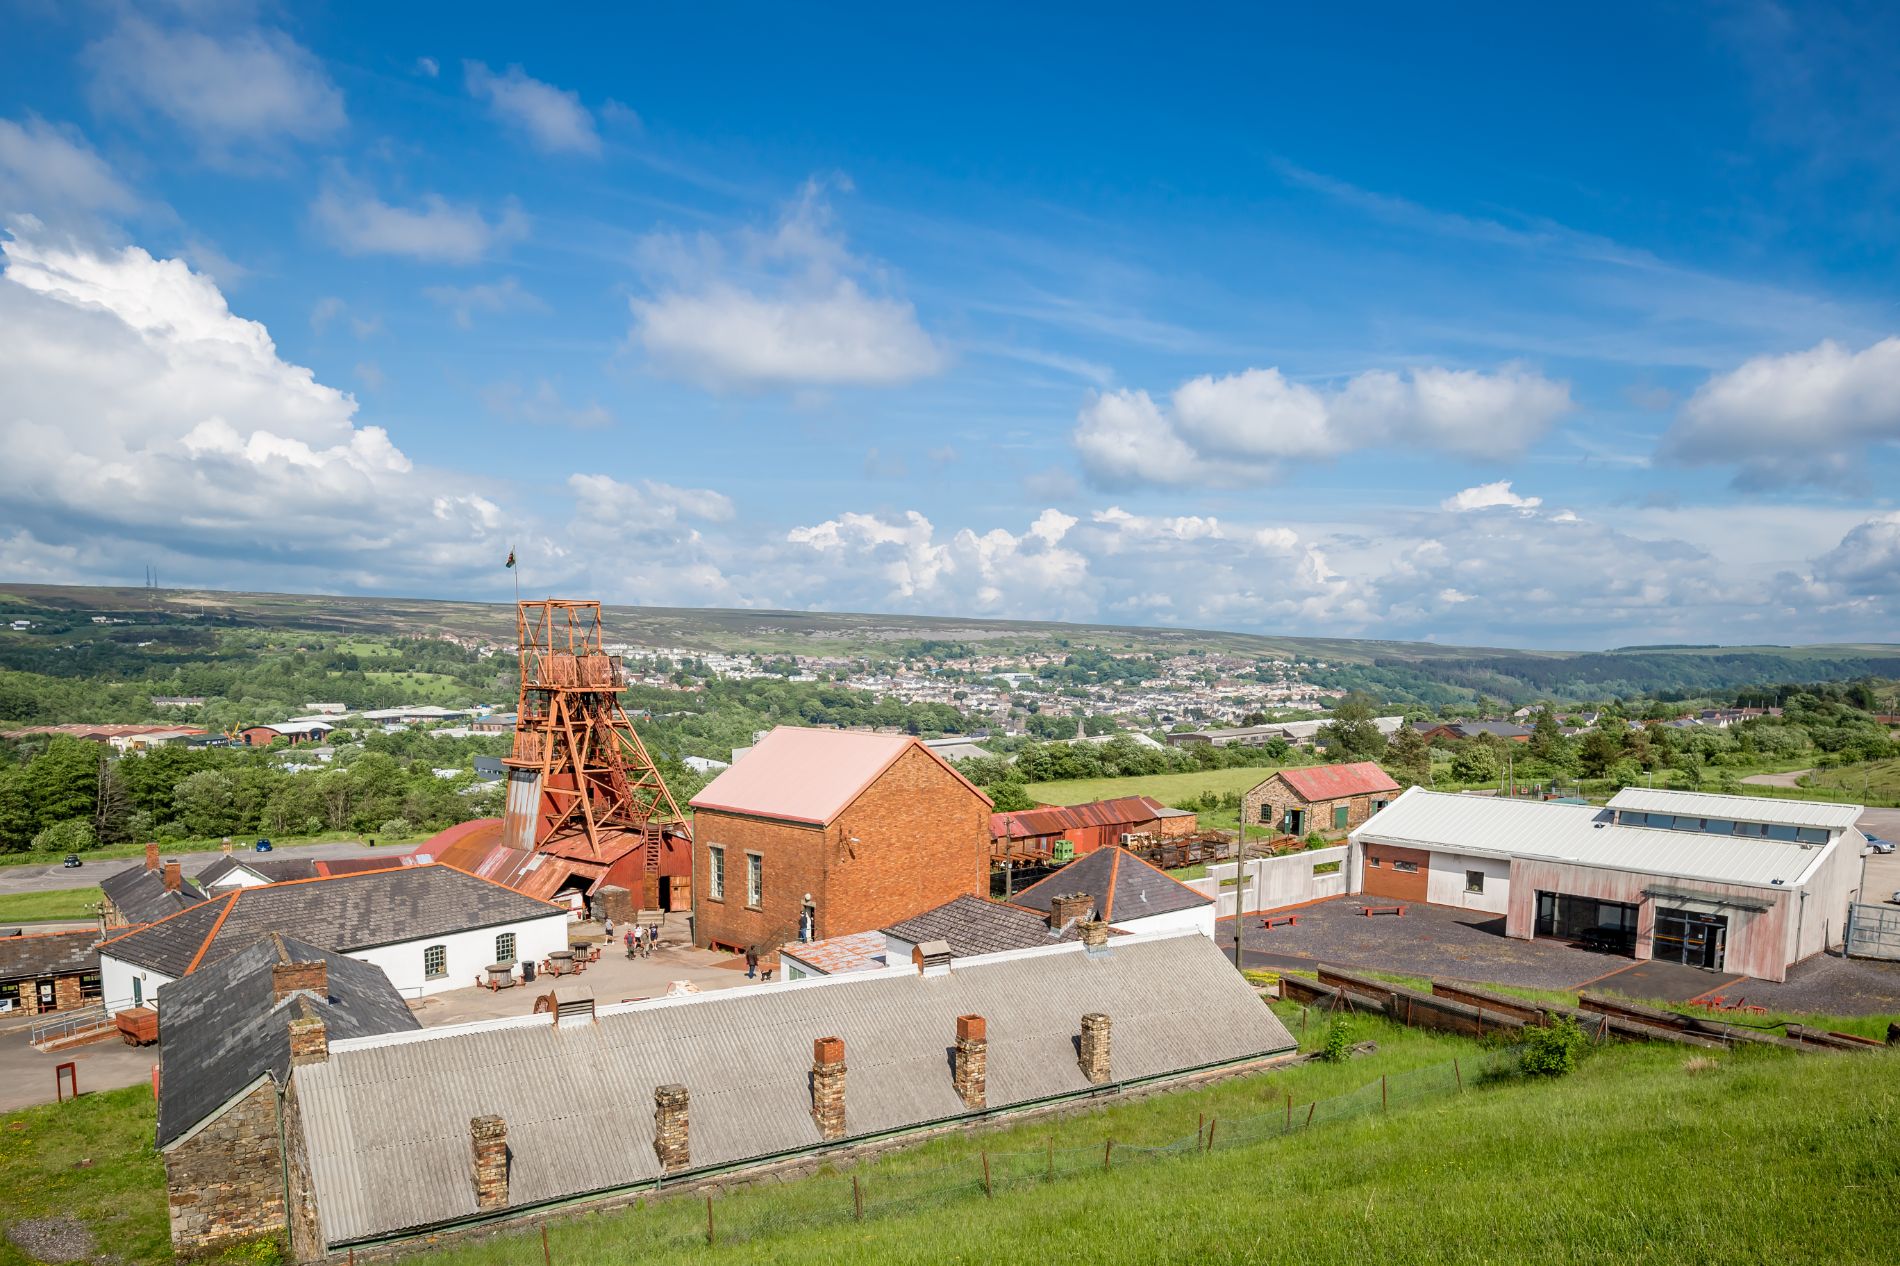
[688,727,993,956]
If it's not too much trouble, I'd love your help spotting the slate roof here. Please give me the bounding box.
[0,929,98,981]
[690,726,991,826]
[1275,762,1401,804]
[156,933,418,1149]
[883,894,1087,956]
[1012,847,1212,923]
[295,932,1294,1247]
[99,864,207,926]
[98,864,565,979]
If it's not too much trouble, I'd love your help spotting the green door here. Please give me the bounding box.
[1333,803,1350,830]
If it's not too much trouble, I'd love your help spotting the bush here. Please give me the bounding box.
[30,817,95,854]
[1320,1016,1353,1064]
[377,817,413,840]
[1522,1014,1588,1077]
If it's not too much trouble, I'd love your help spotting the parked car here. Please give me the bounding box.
[254,838,273,852]
[1866,835,1895,855]
[61,854,82,868]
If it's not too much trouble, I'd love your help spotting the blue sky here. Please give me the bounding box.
[3,2,1899,649]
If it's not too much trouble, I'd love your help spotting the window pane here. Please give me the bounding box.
[496,933,517,964]
[708,845,724,900]
[424,944,446,978]
[747,853,763,906]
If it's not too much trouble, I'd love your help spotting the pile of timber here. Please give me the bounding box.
[1580,994,1888,1053]
[1278,965,1890,1054]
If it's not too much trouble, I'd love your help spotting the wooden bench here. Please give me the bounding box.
[1259,914,1300,930]
[1360,904,1407,918]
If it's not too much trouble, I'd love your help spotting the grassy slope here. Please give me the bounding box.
[1804,758,1900,800]
[11,1014,1897,1266]
[0,887,100,922]
[426,1020,1900,1266]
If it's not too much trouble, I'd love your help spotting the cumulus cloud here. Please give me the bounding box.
[1664,337,1900,486]
[1075,364,1571,486]
[0,231,512,590]
[83,16,345,157]
[313,183,528,264]
[464,62,600,155]
[783,508,1089,616]
[0,116,136,214]
[1778,512,1900,607]
[629,181,945,391]
[1441,481,1543,512]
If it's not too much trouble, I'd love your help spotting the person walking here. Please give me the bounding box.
[647,920,661,954]
[604,916,614,942]
[744,945,759,979]
[624,927,636,958]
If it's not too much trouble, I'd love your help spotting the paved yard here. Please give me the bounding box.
[1218,896,1900,1015]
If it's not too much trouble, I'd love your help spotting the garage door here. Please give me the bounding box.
[1363,844,1430,902]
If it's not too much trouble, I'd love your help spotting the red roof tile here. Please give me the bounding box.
[1276,762,1400,803]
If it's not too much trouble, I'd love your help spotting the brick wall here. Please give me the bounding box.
[1242,775,1390,839]
[163,1079,288,1258]
[693,745,990,954]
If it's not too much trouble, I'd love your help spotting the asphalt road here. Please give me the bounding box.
[0,840,397,896]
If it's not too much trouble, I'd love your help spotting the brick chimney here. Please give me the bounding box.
[953,1015,987,1109]
[144,842,160,872]
[161,861,182,892]
[1081,919,1109,952]
[1079,1012,1111,1085]
[811,1036,847,1141]
[1049,892,1092,930]
[288,1015,328,1066]
[470,1116,509,1210]
[654,1085,690,1172]
[273,960,328,1003]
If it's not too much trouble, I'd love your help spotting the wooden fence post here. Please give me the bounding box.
[1104,1138,1114,1171]
[1284,1092,1292,1131]
[982,1150,992,1198]
[853,1174,864,1221]
[1305,1101,1316,1127]
[705,1195,715,1247]
[1206,1118,1217,1150]
[541,1223,551,1266]
[1382,1074,1388,1111]
[1047,1137,1054,1181]
[1454,1058,1463,1092]
[1197,1111,1205,1150]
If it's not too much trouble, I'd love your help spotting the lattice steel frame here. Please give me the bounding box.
[503,599,682,860]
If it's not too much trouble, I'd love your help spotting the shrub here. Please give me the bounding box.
[30,817,95,854]
[377,817,413,840]
[1522,1014,1588,1077]
[1320,1016,1353,1064]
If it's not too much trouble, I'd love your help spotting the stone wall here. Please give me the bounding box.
[163,1079,287,1258]
[1242,775,1391,839]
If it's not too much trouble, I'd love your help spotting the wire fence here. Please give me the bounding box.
[410,1045,1524,1266]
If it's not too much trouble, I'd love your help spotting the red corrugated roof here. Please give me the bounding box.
[1277,762,1400,803]
[990,795,1166,840]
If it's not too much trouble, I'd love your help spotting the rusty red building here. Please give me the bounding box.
[989,795,1194,864]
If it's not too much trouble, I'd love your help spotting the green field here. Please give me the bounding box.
[359,669,471,702]
[0,887,100,923]
[1026,764,1284,809]
[0,831,367,870]
[1802,758,1900,803]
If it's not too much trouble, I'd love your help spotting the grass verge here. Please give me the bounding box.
[0,887,100,924]
[1026,765,1284,809]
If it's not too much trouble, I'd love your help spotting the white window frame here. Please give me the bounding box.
[745,851,763,909]
[707,844,725,902]
[495,932,517,965]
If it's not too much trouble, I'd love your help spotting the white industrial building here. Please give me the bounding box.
[1347,787,1866,981]
[97,864,569,1013]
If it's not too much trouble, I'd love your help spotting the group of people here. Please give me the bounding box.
[610,917,663,958]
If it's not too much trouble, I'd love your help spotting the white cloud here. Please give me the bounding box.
[83,17,345,157]
[630,182,945,390]
[1074,364,1572,486]
[424,276,546,327]
[0,116,136,214]
[313,184,528,264]
[0,231,513,589]
[415,57,440,78]
[783,508,1090,616]
[1779,512,1900,606]
[464,62,600,155]
[1665,337,1900,485]
[1441,481,1543,512]
[480,379,613,429]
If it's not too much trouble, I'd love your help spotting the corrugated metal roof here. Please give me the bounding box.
[990,796,1164,841]
[1354,788,1844,889]
[295,933,1292,1247]
[1276,762,1400,803]
[1605,787,1863,830]
[690,726,990,825]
